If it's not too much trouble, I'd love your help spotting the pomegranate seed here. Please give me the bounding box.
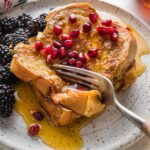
[59,47,67,58]
[52,48,59,59]
[96,26,106,35]
[28,124,40,136]
[68,58,76,66]
[111,32,118,41]
[53,40,62,48]
[75,61,83,68]
[89,13,99,23]
[83,22,91,32]
[78,53,87,63]
[61,34,71,41]
[53,25,62,36]
[68,51,79,58]
[32,111,44,121]
[35,41,43,51]
[101,19,112,26]
[64,39,73,48]
[70,29,80,38]
[47,54,52,62]
[105,27,115,34]
[43,45,53,55]
[88,49,98,58]
[69,14,77,24]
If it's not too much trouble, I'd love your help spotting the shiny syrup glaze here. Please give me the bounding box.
[14,12,150,150]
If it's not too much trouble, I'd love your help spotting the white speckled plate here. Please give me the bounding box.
[0,0,150,150]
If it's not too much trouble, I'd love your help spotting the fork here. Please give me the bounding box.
[53,64,150,137]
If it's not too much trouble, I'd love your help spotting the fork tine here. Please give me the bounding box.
[54,64,103,79]
[56,69,99,87]
[54,64,114,92]
[60,76,99,90]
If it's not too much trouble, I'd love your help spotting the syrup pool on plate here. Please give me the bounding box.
[14,82,94,150]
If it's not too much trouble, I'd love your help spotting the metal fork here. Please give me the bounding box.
[53,64,150,137]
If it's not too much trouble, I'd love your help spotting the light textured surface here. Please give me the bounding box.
[0,0,150,150]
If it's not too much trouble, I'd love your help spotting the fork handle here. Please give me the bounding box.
[114,98,150,137]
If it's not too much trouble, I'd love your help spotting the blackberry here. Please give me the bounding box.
[0,17,17,34]
[26,18,40,36]
[13,28,29,46]
[24,28,32,37]
[1,34,14,47]
[0,83,15,118]
[0,63,17,84]
[1,29,28,48]
[0,45,12,65]
[17,13,32,27]
[17,20,25,28]
[37,13,47,31]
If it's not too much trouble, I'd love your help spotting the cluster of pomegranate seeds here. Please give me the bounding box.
[89,13,99,23]
[97,25,118,41]
[34,13,104,67]
[101,19,112,26]
[28,124,40,136]
[32,111,44,121]
[87,48,98,58]
[70,29,80,38]
[83,22,91,33]
[35,41,43,51]
[53,25,62,36]
[69,14,77,24]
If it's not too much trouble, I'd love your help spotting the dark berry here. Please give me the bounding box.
[0,63,17,84]
[0,17,17,33]
[0,45,13,65]
[17,13,32,27]
[0,84,15,118]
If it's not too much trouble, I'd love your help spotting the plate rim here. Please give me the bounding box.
[0,0,150,150]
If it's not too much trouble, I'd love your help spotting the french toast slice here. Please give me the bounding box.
[11,43,65,95]
[10,42,105,125]
[11,3,138,125]
[51,89,105,117]
[33,89,80,126]
[40,3,137,90]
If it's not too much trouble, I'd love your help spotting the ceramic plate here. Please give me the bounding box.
[0,0,150,150]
